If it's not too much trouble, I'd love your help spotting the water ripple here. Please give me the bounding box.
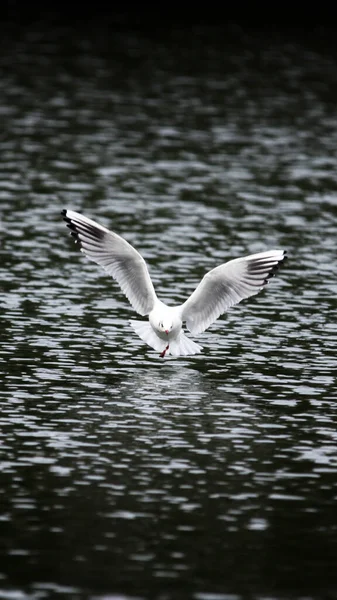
[1,18,337,600]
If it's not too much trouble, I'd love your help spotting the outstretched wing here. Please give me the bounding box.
[181,250,287,335]
[62,209,157,316]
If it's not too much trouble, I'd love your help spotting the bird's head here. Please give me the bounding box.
[158,320,173,335]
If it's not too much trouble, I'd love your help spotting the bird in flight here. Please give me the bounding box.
[61,209,287,357]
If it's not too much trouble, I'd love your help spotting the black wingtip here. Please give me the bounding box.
[61,209,75,230]
[264,250,288,284]
[61,209,81,245]
[280,250,288,266]
[61,209,70,225]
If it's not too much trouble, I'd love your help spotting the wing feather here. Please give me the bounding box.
[62,209,157,316]
[181,250,287,334]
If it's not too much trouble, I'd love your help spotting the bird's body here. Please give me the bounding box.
[132,301,202,357]
[61,209,287,357]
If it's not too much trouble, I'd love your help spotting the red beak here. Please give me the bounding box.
[165,330,169,335]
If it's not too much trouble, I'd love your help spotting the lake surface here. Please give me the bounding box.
[1,12,337,600]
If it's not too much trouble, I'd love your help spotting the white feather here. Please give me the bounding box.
[62,209,157,316]
[129,320,202,357]
[168,333,203,356]
[129,320,167,353]
[62,210,287,357]
[181,250,286,334]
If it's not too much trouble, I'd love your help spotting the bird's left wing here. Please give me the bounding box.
[181,250,287,335]
[62,209,157,316]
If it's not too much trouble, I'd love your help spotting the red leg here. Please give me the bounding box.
[160,344,169,358]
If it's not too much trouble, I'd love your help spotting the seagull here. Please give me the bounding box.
[61,209,287,357]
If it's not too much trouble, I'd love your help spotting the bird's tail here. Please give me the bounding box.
[129,320,203,357]
[130,320,167,353]
[168,332,203,356]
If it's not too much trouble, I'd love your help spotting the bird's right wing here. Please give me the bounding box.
[181,250,287,334]
[62,209,157,316]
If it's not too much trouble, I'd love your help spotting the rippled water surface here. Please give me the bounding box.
[1,13,337,600]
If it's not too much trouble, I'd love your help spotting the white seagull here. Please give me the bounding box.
[61,209,287,357]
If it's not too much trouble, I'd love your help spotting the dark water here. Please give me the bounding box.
[1,13,337,600]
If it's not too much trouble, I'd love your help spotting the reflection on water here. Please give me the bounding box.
[1,13,337,600]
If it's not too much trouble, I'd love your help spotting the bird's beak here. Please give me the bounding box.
[165,330,169,335]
